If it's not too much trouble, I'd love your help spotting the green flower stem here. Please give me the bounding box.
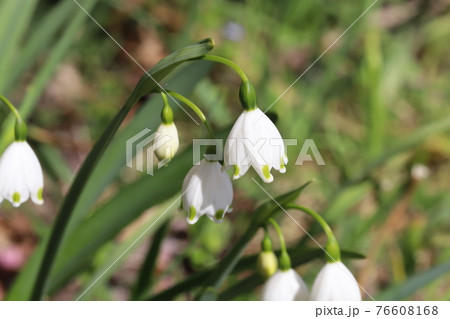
[0,95,21,119]
[0,95,27,141]
[166,90,214,138]
[196,55,256,111]
[267,218,291,270]
[285,203,341,263]
[197,55,249,82]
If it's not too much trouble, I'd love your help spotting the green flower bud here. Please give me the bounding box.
[257,251,278,279]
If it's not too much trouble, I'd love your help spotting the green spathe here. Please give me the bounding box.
[239,80,257,111]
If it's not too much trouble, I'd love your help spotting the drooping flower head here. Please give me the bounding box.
[310,261,362,301]
[261,269,309,301]
[181,159,233,224]
[154,95,179,163]
[0,141,44,207]
[224,81,287,183]
[154,122,179,162]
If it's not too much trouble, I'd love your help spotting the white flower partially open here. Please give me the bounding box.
[0,141,44,207]
[154,122,179,162]
[181,159,233,224]
[224,108,287,183]
[261,269,309,301]
[310,261,362,301]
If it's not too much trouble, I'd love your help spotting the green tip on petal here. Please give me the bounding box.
[280,157,286,170]
[233,165,240,178]
[12,192,21,204]
[262,165,271,180]
[37,188,43,201]
[215,209,225,221]
[189,206,197,221]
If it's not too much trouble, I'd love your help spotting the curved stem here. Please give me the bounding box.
[0,95,22,120]
[161,92,169,105]
[166,90,214,138]
[197,55,248,82]
[267,218,291,270]
[267,219,286,252]
[285,203,341,262]
[0,95,28,141]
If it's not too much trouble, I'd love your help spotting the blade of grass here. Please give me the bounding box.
[0,0,99,152]
[0,0,38,91]
[3,0,75,94]
[377,261,450,301]
[76,202,175,300]
[130,220,170,300]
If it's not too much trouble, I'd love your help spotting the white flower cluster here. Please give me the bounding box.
[261,261,362,301]
[0,141,44,207]
[180,107,287,224]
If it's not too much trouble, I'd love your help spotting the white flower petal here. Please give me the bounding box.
[154,123,179,161]
[224,107,287,182]
[22,142,44,205]
[261,269,309,301]
[181,160,233,224]
[0,141,44,208]
[310,261,362,301]
[224,113,247,169]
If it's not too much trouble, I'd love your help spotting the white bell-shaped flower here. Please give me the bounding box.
[310,261,361,301]
[261,269,309,301]
[0,141,44,207]
[224,108,287,183]
[181,159,233,224]
[154,122,179,162]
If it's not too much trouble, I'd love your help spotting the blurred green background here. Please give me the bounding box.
[0,0,449,300]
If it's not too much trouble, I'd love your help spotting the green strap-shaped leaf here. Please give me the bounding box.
[29,38,214,300]
[131,220,171,300]
[377,261,450,301]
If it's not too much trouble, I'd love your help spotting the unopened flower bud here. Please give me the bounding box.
[257,251,278,279]
[154,122,179,162]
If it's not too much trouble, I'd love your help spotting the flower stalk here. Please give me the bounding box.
[165,90,214,138]
[0,95,28,141]
[198,55,249,82]
[267,218,291,270]
[285,203,341,263]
